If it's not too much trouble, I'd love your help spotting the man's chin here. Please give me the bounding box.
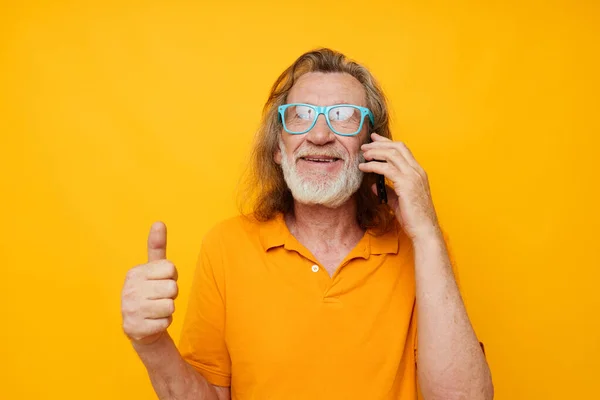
[294,196,349,209]
[282,166,363,208]
[296,170,340,181]
[290,186,354,208]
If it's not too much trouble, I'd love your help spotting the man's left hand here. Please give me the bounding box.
[359,133,441,241]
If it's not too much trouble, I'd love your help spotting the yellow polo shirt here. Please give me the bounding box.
[179,213,421,399]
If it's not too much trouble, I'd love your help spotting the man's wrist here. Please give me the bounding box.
[411,224,444,249]
[131,332,172,354]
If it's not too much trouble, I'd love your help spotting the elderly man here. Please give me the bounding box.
[121,48,493,400]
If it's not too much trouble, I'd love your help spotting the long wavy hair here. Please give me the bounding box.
[238,48,396,234]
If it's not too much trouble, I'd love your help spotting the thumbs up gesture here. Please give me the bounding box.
[121,222,179,345]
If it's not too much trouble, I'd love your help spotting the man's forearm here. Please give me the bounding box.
[413,229,493,400]
[132,333,220,400]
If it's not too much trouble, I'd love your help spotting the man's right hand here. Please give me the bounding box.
[121,221,179,345]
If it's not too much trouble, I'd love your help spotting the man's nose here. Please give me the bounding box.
[306,115,335,145]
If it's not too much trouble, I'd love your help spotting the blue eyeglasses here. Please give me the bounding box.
[278,103,375,136]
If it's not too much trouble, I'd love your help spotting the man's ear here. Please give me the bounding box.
[274,146,282,165]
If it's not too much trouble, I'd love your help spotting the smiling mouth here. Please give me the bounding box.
[300,157,341,163]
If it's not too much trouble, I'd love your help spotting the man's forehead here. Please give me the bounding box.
[287,72,366,106]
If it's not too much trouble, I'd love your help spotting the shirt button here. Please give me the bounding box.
[311,265,319,273]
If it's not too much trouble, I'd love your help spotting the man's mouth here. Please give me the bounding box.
[300,156,340,163]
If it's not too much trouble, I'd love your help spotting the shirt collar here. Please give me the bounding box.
[259,212,400,257]
[368,222,400,255]
[258,213,289,251]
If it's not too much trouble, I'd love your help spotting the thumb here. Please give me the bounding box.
[147,221,167,262]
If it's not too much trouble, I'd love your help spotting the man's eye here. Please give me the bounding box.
[329,106,354,121]
[295,106,314,120]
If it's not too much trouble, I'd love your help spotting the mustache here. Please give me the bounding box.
[294,145,346,160]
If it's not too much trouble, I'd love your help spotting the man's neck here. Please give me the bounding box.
[285,197,365,252]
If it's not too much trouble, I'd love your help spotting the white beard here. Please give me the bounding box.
[279,138,364,208]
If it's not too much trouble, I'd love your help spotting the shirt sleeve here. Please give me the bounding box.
[178,238,231,387]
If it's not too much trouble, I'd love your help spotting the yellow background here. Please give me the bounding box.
[1,1,598,399]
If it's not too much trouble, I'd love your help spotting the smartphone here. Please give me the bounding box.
[366,134,388,204]
[376,174,387,204]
